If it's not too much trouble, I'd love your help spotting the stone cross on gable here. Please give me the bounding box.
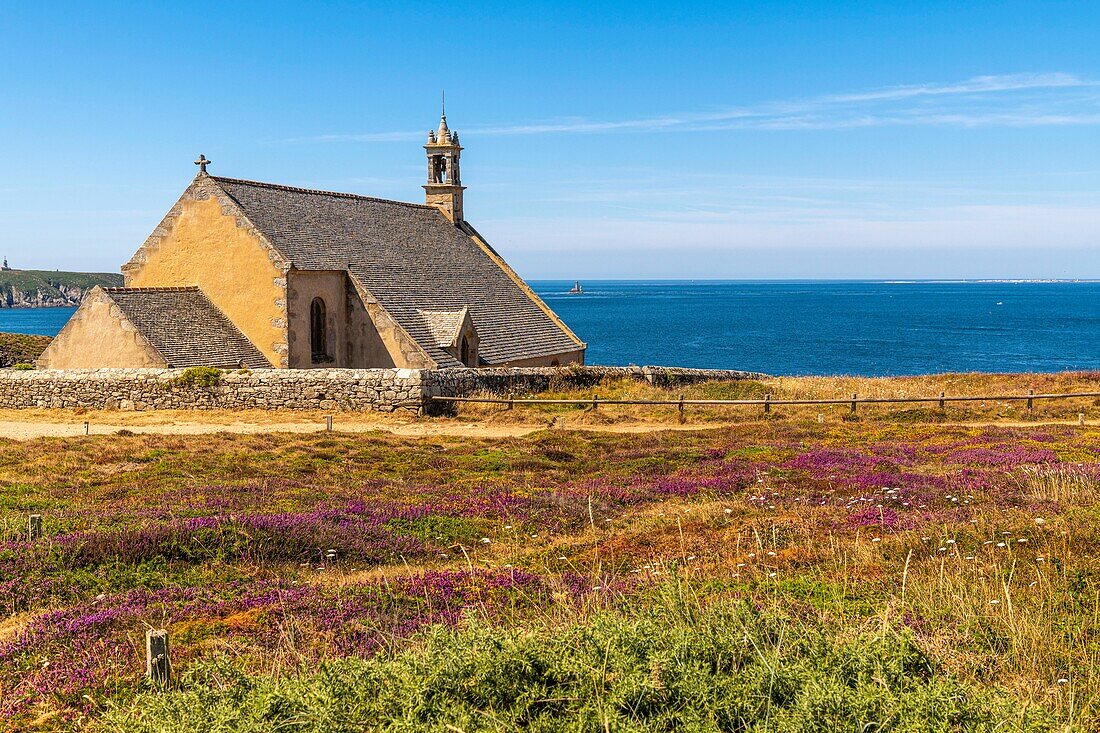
[194,154,211,173]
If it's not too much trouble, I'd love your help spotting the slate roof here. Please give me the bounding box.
[104,287,271,369]
[209,176,583,366]
[418,308,468,348]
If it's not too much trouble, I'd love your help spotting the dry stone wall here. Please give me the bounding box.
[0,365,762,413]
[426,365,764,398]
[0,369,426,412]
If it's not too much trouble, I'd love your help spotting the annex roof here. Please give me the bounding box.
[208,176,583,366]
[104,287,270,369]
[418,308,471,349]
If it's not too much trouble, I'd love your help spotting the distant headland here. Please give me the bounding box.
[0,264,123,308]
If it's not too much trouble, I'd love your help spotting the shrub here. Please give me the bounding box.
[93,601,1051,732]
[11,363,34,370]
[0,332,51,366]
[171,366,223,388]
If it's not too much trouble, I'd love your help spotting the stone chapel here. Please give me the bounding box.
[38,112,586,370]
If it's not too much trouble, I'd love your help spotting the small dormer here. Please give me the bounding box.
[418,307,479,367]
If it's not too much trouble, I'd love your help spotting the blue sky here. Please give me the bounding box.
[2,1,1098,278]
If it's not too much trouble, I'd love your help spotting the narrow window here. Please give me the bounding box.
[310,298,328,362]
[459,335,471,367]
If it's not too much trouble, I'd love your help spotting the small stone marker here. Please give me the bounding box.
[817,413,824,424]
[28,514,42,541]
[146,629,170,685]
[83,421,89,435]
[324,415,333,432]
[1080,413,1086,426]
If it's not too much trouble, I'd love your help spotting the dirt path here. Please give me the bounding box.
[0,416,733,441]
[0,412,1090,441]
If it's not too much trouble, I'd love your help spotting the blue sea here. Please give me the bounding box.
[6,281,1100,376]
[531,280,1100,376]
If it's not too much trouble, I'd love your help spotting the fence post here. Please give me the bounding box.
[764,393,771,414]
[1027,389,1034,412]
[324,415,333,432]
[851,393,858,414]
[83,421,89,436]
[939,391,946,410]
[1080,413,1086,426]
[592,394,598,411]
[506,391,514,410]
[28,514,42,541]
[146,629,170,685]
[678,395,685,424]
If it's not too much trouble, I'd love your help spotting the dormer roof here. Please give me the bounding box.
[418,307,473,349]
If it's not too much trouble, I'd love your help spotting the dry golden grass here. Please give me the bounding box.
[454,370,1100,426]
[5,414,1100,727]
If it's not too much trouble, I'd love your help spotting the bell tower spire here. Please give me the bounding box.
[423,96,465,222]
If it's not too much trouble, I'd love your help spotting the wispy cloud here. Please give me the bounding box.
[816,72,1086,103]
[293,73,1100,143]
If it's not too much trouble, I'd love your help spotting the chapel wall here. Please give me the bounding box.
[123,196,286,367]
[286,270,352,368]
[348,279,437,369]
[344,279,395,368]
[492,348,587,368]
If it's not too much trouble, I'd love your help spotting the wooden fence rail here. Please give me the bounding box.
[430,389,1100,414]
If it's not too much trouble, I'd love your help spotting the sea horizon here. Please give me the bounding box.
[5,280,1099,377]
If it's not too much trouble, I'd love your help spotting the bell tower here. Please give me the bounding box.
[423,101,465,222]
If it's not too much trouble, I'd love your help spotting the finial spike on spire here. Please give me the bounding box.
[442,89,446,118]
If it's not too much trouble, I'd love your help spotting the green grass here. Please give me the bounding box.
[5,417,1100,730]
[95,596,1049,733]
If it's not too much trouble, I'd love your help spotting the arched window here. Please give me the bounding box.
[310,298,328,362]
[459,335,471,367]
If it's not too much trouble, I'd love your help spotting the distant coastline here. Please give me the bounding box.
[0,269,122,308]
[4,280,1100,376]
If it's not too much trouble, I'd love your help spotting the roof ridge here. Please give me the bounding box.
[105,286,201,293]
[210,176,437,211]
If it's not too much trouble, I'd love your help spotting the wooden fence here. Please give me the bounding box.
[430,389,1100,418]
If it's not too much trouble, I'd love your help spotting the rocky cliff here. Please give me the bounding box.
[0,270,124,308]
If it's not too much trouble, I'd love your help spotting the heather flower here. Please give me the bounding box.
[0,569,550,717]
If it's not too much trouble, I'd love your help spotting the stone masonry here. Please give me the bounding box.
[425,365,765,399]
[0,369,426,412]
[0,365,763,414]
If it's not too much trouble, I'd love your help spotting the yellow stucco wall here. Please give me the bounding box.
[349,277,436,368]
[126,196,283,367]
[287,270,349,368]
[346,283,396,368]
[37,290,166,369]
